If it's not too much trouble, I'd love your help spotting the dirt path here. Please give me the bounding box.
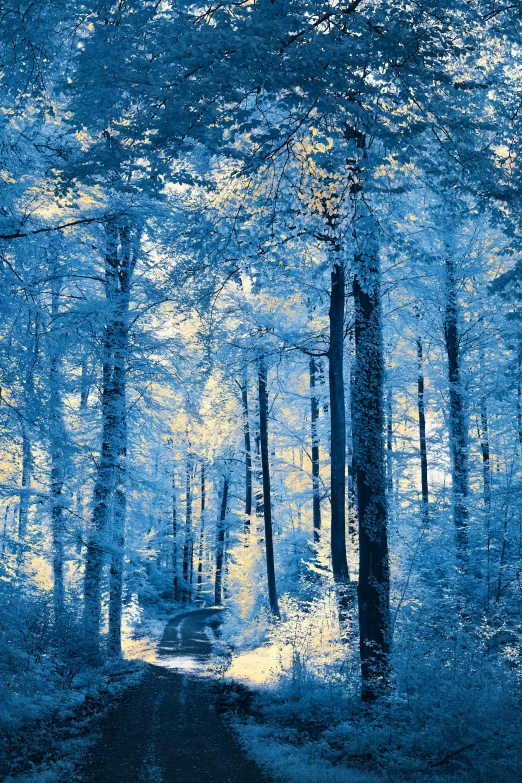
[79,608,273,783]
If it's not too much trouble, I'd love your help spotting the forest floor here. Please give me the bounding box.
[77,608,274,783]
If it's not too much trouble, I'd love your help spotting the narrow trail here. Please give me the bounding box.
[79,608,273,783]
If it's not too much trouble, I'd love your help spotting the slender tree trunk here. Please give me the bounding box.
[479,396,492,604]
[352,246,390,701]
[196,462,206,602]
[443,256,469,556]
[310,356,322,543]
[239,379,252,535]
[386,387,393,499]
[17,423,32,571]
[517,348,522,457]
[347,357,357,539]
[417,337,429,521]
[172,467,180,602]
[1,504,10,557]
[80,351,90,411]
[329,262,349,582]
[255,433,264,517]
[182,453,193,604]
[258,358,280,617]
[214,476,229,606]
[317,359,329,416]
[17,316,36,572]
[49,276,66,630]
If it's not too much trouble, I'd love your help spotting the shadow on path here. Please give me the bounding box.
[79,608,272,783]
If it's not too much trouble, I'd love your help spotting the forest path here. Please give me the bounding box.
[79,608,273,783]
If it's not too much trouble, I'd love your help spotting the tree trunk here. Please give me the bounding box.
[309,356,322,543]
[258,358,280,617]
[443,256,469,557]
[17,316,36,572]
[254,433,264,517]
[478,395,492,604]
[214,476,229,606]
[517,348,522,457]
[386,387,393,498]
[172,466,180,602]
[239,379,252,535]
[182,453,193,604]
[417,337,429,521]
[1,504,10,557]
[352,247,390,701]
[49,276,66,630]
[329,262,349,582]
[84,221,133,661]
[17,423,32,571]
[196,461,206,602]
[347,356,357,539]
[80,350,90,411]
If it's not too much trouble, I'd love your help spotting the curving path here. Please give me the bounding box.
[79,608,272,783]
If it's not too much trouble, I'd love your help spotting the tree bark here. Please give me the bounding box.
[107,224,131,658]
[214,476,229,606]
[182,452,193,604]
[239,378,252,535]
[386,387,393,499]
[49,276,66,630]
[172,466,180,602]
[1,504,10,558]
[329,261,349,582]
[417,337,429,521]
[254,432,264,517]
[517,348,522,457]
[258,358,280,617]
[17,315,37,572]
[443,256,469,557]
[84,221,132,661]
[352,247,391,701]
[309,356,322,543]
[17,422,32,571]
[196,461,206,602]
[478,395,492,604]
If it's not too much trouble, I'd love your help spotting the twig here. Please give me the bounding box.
[431,743,476,768]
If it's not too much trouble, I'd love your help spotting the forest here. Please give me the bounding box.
[1,2,522,782]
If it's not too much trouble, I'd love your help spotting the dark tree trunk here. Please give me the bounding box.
[80,351,90,411]
[239,378,253,534]
[443,256,469,556]
[196,461,206,601]
[329,262,349,582]
[309,356,322,543]
[352,249,390,701]
[417,337,429,520]
[107,224,131,658]
[258,358,280,617]
[214,476,229,606]
[478,395,492,603]
[254,433,264,517]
